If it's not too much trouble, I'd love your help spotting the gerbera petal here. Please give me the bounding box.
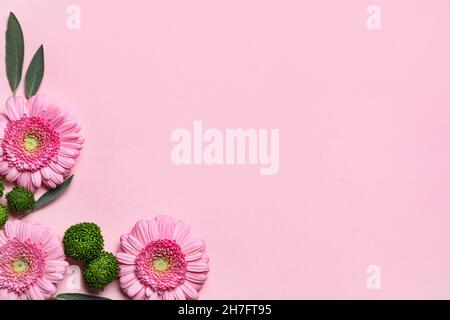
[5,166,19,181]
[45,260,69,273]
[18,221,33,241]
[4,220,18,237]
[132,285,147,300]
[156,215,175,239]
[186,272,208,284]
[0,231,7,245]
[117,252,137,265]
[6,291,19,300]
[180,282,199,300]
[131,220,151,244]
[26,285,44,300]
[172,287,186,300]
[40,166,51,180]
[29,95,51,118]
[186,261,209,273]
[30,226,47,244]
[5,96,27,120]
[40,232,65,257]
[145,287,154,297]
[45,245,65,260]
[17,171,34,192]
[31,171,42,189]
[43,104,61,120]
[0,113,10,133]
[127,234,144,252]
[57,155,76,170]
[35,228,54,248]
[47,168,64,185]
[45,272,64,282]
[126,281,144,298]
[61,132,82,142]
[149,219,159,240]
[120,235,141,256]
[182,238,205,256]
[37,278,56,295]
[44,178,57,189]
[119,272,139,289]
[185,250,205,262]
[48,160,65,174]
[57,120,80,134]
[173,220,191,244]
[0,161,11,175]
[0,288,13,300]
[119,265,136,276]
[163,291,174,300]
[43,239,64,257]
[147,290,159,300]
[61,141,83,151]
[49,108,69,128]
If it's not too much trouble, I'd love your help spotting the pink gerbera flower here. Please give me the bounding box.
[0,220,68,300]
[0,95,84,192]
[117,215,209,300]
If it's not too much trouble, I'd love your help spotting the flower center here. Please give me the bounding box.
[0,238,46,294]
[23,135,39,152]
[12,259,29,274]
[136,239,187,293]
[2,116,60,172]
[153,257,169,272]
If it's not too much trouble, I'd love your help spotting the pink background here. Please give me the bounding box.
[1,0,450,299]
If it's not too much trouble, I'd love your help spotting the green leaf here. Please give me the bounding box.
[55,293,111,300]
[25,45,45,98]
[5,12,25,94]
[34,175,74,211]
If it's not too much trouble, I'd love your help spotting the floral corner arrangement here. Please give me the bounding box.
[0,12,84,300]
[0,12,210,301]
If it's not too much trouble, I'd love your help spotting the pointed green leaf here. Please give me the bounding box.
[34,175,74,211]
[25,45,45,98]
[55,293,111,300]
[5,12,25,94]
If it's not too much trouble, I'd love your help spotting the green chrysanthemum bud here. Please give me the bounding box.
[63,222,104,261]
[0,178,4,197]
[6,187,35,214]
[0,204,8,227]
[83,251,119,290]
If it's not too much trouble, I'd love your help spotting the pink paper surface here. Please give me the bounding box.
[1,0,450,299]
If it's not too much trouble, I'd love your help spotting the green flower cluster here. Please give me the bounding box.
[0,178,4,198]
[0,179,37,228]
[63,222,104,261]
[0,204,8,228]
[63,222,119,290]
[83,252,120,290]
[6,187,35,214]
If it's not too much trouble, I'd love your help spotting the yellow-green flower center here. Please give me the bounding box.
[12,259,29,274]
[153,257,169,272]
[23,135,39,152]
